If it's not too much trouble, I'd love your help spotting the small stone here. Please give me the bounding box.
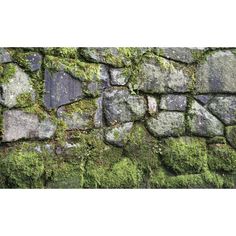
[44,69,83,109]
[226,126,236,149]
[104,122,133,147]
[110,68,129,86]
[147,96,158,116]
[208,96,236,125]
[26,53,42,71]
[188,101,224,137]
[0,64,35,108]
[160,95,187,111]
[194,95,213,105]
[146,112,185,137]
[0,48,11,63]
[94,96,103,128]
[38,118,57,139]
[196,51,236,93]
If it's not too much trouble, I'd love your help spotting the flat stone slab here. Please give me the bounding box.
[196,51,236,93]
[44,69,83,109]
[194,95,213,105]
[160,95,187,111]
[188,100,224,137]
[146,112,185,137]
[110,68,129,86]
[208,96,236,125]
[25,52,42,71]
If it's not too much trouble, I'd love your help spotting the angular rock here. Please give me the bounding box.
[137,57,191,94]
[0,64,35,108]
[2,110,56,142]
[196,51,236,93]
[160,95,187,111]
[25,52,42,71]
[104,122,133,147]
[110,68,129,86]
[146,112,185,137]
[147,96,158,116]
[44,69,83,109]
[0,48,11,63]
[103,88,147,125]
[194,95,213,105]
[208,96,236,125]
[188,101,224,137]
[226,126,236,149]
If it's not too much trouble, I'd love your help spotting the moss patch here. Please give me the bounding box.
[0,63,16,84]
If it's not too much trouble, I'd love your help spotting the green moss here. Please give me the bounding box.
[55,119,68,145]
[43,47,78,59]
[161,137,208,175]
[208,144,236,172]
[44,55,100,82]
[16,92,34,107]
[226,126,236,148]
[207,136,227,145]
[0,63,16,84]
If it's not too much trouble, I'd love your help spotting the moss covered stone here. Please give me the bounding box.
[226,126,236,149]
[161,137,208,175]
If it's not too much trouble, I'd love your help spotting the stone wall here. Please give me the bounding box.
[1,47,236,188]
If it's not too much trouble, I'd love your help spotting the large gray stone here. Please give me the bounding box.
[0,64,35,108]
[44,69,83,109]
[194,95,213,105]
[136,57,191,94]
[25,52,42,71]
[2,110,56,142]
[188,101,224,137]
[110,68,129,86]
[104,122,133,147]
[208,96,236,125]
[103,88,147,125]
[196,51,236,93]
[160,95,187,111]
[146,112,185,137]
[0,48,11,63]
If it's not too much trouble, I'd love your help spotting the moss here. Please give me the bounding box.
[161,137,208,175]
[54,119,68,146]
[208,144,236,173]
[44,55,100,82]
[11,52,33,71]
[16,92,34,107]
[0,63,16,84]
[226,126,236,148]
[207,136,227,145]
[43,48,78,59]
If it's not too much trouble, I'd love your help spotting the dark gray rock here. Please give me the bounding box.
[160,95,187,111]
[226,126,236,149]
[188,101,224,137]
[26,52,42,71]
[0,48,11,63]
[137,57,191,94]
[103,88,147,125]
[44,69,83,109]
[208,96,236,125]
[196,51,236,93]
[194,95,213,105]
[110,68,129,86]
[146,112,185,137]
[104,122,133,147]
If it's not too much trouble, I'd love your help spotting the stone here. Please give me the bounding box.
[0,64,35,108]
[194,95,213,105]
[157,47,205,64]
[25,52,42,71]
[146,112,185,137]
[137,57,191,94]
[103,87,147,125]
[160,95,187,111]
[104,122,133,147]
[226,126,236,149]
[110,68,129,86]
[147,96,158,116]
[208,96,236,125]
[94,96,103,128]
[196,51,236,93]
[0,48,11,63]
[188,101,224,137]
[2,110,56,142]
[44,69,83,109]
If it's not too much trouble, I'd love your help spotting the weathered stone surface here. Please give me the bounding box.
[94,96,103,128]
[0,48,11,63]
[44,69,83,109]
[226,126,236,149]
[147,96,158,116]
[104,122,133,147]
[103,88,147,125]
[196,51,236,93]
[160,95,187,111]
[137,57,191,94]
[157,47,205,63]
[146,112,185,137]
[0,64,35,108]
[188,101,224,137]
[2,110,56,142]
[25,52,42,71]
[208,96,236,125]
[194,95,213,105]
[110,68,129,86]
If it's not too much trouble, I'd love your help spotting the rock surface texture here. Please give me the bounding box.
[1,47,236,189]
